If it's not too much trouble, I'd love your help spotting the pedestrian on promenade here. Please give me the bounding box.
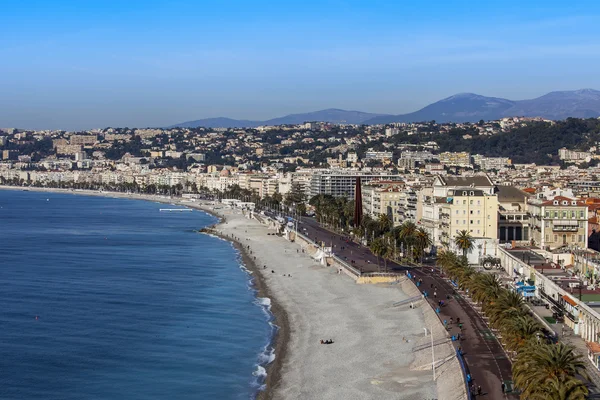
[501,382,506,393]
[434,291,437,298]
[450,317,454,325]
[477,385,482,396]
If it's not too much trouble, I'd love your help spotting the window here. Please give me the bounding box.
[554,211,558,218]
[545,221,549,228]
[579,235,584,242]
[553,200,559,205]
[470,200,473,205]
[470,229,473,233]
[456,230,459,233]
[545,211,549,217]
[470,210,473,214]
[477,220,480,224]
[579,221,584,228]
[477,210,480,215]
[571,211,575,219]
[456,220,459,224]
[554,234,557,242]
[456,210,459,215]
[477,230,480,234]
[462,191,467,196]
[562,201,568,205]
[545,234,549,241]
[463,220,466,224]
[580,211,584,218]
[470,220,473,224]
[463,200,466,205]
[470,191,474,196]
[477,200,481,205]
[562,211,567,218]
[487,215,490,220]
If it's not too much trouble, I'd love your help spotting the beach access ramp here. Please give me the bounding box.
[412,337,451,353]
[392,295,423,307]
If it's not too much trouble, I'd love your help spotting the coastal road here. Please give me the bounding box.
[276,213,517,400]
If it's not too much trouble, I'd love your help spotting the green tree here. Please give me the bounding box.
[454,230,474,258]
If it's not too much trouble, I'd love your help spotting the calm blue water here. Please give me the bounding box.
[0,190,272,400]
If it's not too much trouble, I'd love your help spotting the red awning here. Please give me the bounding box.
[562,295,578,307]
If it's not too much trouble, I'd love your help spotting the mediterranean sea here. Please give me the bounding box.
[0,190,272,400]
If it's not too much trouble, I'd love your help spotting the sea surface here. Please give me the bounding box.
[0,190,273,400]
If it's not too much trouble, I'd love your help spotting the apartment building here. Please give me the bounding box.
[472,155,511,171]
[364,149,393,162]
[308,171,403,200]
[361,181,404,226]
[438,188,499,248]
[419,174,497,248]
[69,134,98,146]
[438,151,471,168]
[528,196,589,250]
[497,185,531,243]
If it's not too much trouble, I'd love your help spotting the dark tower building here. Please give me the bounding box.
[354,177,363,227]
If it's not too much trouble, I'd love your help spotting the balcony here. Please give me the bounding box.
[552,225,579,232]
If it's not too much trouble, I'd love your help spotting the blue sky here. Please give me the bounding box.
[1,0,600,130]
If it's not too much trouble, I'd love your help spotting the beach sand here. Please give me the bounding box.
[0,187,465,400]
[214,207,444,400]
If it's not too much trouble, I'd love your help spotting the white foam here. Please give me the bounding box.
[257,297,271,307]
[258,346,276,364]
[253,365,267,378]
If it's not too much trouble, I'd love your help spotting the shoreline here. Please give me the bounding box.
[0,185,288,400]
[1,185,461,399]
[207,228,289,400]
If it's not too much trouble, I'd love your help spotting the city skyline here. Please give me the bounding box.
[2,0,600,130]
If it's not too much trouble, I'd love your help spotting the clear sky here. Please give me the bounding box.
[2,0,600,130]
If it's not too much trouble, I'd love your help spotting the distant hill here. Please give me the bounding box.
[168,117,261,129]
[169,108,388,128]
[169,89,600,128]
[364,89,600,124]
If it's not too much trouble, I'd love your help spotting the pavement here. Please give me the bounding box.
[265,212,517,400]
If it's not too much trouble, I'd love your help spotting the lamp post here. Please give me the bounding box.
[431,326,436,380]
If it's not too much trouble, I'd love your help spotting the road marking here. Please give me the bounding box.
[481,329,496,340]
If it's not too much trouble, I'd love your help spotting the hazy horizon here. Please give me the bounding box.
[2,0,600,131]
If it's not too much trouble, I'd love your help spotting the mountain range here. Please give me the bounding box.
[170,89,600,128]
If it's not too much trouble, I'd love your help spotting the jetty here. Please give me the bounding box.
[159,208,192,212]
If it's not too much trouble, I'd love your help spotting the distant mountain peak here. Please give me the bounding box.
[169,89,600,128]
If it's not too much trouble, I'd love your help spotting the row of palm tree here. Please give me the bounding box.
[308,194,434,270]
[366,217,432,271]
[438,251,589,399]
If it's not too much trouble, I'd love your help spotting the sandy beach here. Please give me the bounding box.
[0,186,466,400]
[212,206,465,400]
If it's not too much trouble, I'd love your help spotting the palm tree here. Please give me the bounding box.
[528,376,588,400]
[436,249,458,274]
[378,213,392,233]
[500,315,542,352]
[369,238,385,272]
[513,342,589,398]
[470,273,502,306]
[413,227,432,262]
[454,230,474,258]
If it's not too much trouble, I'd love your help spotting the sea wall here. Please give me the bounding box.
[401,279,468,400]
